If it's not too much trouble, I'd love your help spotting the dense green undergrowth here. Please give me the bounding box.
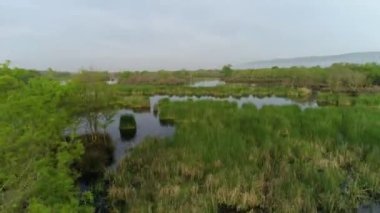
[109,101,380,212]
[0,65,115,212]
[0,77,92,212]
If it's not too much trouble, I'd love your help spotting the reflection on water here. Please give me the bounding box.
[190,80,226,87]
[150,95,318,111]
[119,126,137,141]
[107,110,175,166]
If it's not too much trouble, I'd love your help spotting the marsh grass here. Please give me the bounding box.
[109,101,380,212]
[316,92,380,108]
[115,96,150,111]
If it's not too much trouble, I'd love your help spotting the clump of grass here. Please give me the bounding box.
[317,92,354,106]
[119,114,137,140]
[352,93,380,107]
[115,96,150,112]
[316,92,380,108]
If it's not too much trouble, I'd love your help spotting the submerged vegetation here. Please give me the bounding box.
[1,61,380,212]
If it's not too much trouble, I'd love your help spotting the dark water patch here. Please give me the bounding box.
[75,133,114,182]
[357,203,380,213]
[119,128,137,141]
[70,133,114,212]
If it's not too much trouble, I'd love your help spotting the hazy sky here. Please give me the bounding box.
[1,0,380,71]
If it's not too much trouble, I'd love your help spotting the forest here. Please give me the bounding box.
[1,61,380,212]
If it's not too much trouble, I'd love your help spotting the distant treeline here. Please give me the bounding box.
[113,63,380,90]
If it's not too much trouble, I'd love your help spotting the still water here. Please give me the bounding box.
[107,109,175,166]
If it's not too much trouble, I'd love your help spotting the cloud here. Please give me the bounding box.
[0,0,379,71]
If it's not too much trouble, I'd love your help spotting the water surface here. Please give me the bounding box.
[107,110,175,166]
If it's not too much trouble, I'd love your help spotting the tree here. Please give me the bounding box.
[222,64,233,77]
[70,71,117,139]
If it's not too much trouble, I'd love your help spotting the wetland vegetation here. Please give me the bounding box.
[110,101,380,212]
[1,61,380,212]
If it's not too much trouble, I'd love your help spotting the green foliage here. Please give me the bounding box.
[70,71,117,135]
[0,76,93,212]
[0,75,20,92]
[223,63,380,90]
[222,64,233,77]
[118,70,190,85]
[0,61,40,83]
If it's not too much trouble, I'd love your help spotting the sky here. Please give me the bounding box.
[1,0,380,71]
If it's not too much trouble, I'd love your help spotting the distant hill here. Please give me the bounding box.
[239,52,380,69]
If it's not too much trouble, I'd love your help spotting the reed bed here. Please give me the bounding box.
[109,101,380,212]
